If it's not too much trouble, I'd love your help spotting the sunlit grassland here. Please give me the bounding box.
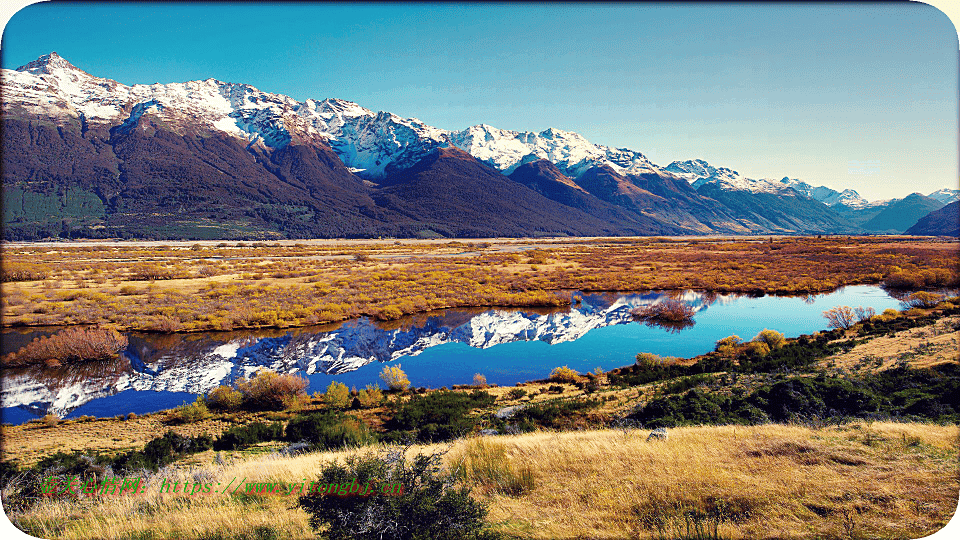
[7,422,958,540]
[2,236,957,332]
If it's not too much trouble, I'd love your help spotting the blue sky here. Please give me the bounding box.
[1,2,957,200]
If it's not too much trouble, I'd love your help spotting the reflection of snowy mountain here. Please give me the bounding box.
[1,292,725,419]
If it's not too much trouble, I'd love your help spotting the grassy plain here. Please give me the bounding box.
[6,422,957,540]
[2,236,957,332]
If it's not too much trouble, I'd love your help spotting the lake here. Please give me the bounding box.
[0,285,908,424]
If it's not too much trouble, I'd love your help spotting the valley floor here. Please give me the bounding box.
[2,236,957,332]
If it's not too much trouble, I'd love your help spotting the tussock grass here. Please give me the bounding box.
[2,237,957,332]
[6,422,957,539]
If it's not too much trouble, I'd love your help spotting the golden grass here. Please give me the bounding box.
[2,237,957,332]
[820,315,960,372]
[7,422,958,539]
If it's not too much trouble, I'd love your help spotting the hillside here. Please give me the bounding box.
[905,200,960,236]
[862,193,945,233]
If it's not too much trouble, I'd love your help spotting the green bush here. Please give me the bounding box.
[510,397,602,431]
[324,381,350,409]
[383,390,496,443]
[214,422,284,451]
[206,386,243,410]
[168,396,210,424]
[284,411,375,450]
[298,450,499,540]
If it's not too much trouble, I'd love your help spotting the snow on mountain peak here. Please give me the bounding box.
[15,51,82,76]
[928,188,960,205]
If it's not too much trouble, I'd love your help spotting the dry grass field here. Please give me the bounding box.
[6,422,958,540]
[2,236,957,332]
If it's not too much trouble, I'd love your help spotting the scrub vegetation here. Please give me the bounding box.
[1,236,956,333]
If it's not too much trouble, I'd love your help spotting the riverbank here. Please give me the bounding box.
[3,236,957,332]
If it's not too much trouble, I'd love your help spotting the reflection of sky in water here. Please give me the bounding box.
[0,286,909,423]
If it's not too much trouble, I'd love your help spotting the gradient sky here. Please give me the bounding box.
[1,2,957,201]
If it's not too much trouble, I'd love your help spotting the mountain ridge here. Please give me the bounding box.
[2,53,949,240]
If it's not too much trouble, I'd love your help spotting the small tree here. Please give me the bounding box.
[324,381,351,409]
[206,385,243,410]
[854,306,876,322]
[752,329,785,350]
[823,306,856,329]
[472,373,488,388]
[380,364,411,392]
[357,384,384,408]
[549,366,580,383]
[714,335,742,355]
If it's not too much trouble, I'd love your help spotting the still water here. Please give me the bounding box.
[1,286,906,424]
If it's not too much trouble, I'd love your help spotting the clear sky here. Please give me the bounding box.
[1,2,957,201]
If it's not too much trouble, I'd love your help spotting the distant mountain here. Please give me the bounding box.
[905,201,960,237]
[695,182,856,234]
[862,193,945,233]
[0,52,933,239]
[370,147,634,237]
[928,188,960,205]
[506,160,664,234]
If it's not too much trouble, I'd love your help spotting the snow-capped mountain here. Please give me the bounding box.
[0,53,884,238]
[1,52,655,180]
[664,160,800,196]
[1,292,726,419]
[928,188,960,205]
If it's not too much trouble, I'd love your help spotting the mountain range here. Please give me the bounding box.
[2,53,956,240]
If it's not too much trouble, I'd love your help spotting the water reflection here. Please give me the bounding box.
[1,286,909,423]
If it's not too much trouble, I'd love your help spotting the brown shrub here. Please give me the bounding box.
[235,370,308,410]
[3,326,128,365]
[631,299,695,323]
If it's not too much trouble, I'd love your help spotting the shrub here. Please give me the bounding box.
[169,396,210,424]
[506,388,528,400]
[383,390,496,443]
[631,299,696,332]
[472,373,488,388]
[745,341,770,357]
[214,421,284,451]
[298,450,497,540]
[549,366,580,383]
[3,326,128,365]
[357,384,384,408]
[854,306,876,322]
[236,370,308,410]
[823,306,856,329]
[751,329,785,350]
[510,397,603,431]
[206,385,243,410]
[284,411,375,450]
[324,381,351,409]
[714,335,742,355]
[111,431,214,473]
[380,364,411,392]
